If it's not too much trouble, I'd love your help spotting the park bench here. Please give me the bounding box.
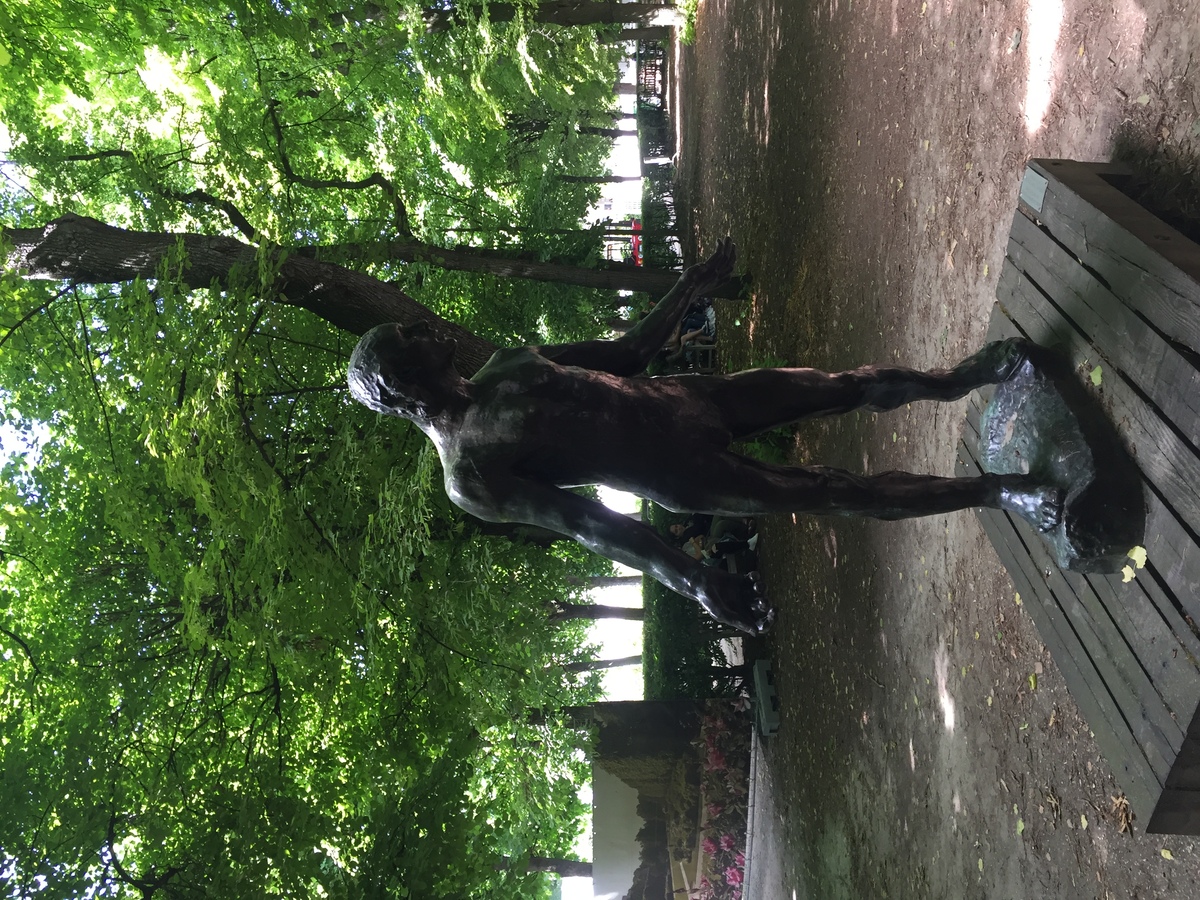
[957,159,1200,833]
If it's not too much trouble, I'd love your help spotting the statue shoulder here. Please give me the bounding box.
[443,455,506,522]
[471,345,548,384]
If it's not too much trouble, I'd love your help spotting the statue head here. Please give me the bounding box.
[348,322,458,420]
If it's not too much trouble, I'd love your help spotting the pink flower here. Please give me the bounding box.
[732,891,742,900]
[705,747,727,771]
[735,851,746,867]
[702,836,718,856]
[725,866,744,886]
[719,833,736,851]
[706,802,724,818]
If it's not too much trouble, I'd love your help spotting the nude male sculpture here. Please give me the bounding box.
[348,240,1062,635]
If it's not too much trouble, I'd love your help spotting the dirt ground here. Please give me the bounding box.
[675,1,1200,898]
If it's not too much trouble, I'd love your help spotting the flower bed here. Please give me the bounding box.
[692,703,751,900]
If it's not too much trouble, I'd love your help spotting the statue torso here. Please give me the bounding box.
[440,347,727,504]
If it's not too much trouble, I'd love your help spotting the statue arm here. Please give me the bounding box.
[538,237,737,376]
[448,470,767,633]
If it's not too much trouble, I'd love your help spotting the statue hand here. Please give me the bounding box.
[685,236,738,297]
[699,568,774,635]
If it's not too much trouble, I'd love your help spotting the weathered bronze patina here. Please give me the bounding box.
[348,240,1062,634]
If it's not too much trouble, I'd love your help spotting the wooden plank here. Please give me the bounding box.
[995,259,1200,623]
[1139,497,1200,659]
[956,442,1164,819]
[1026,159,1200,353]
[1008,209,1200,445]
[1086,566,1200,719]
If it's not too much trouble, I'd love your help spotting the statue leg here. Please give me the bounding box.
[656,451,1063,532]
[692,338,1031,438]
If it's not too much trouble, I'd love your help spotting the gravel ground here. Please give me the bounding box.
[677,1,1200,897]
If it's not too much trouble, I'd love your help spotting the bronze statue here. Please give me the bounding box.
[348,240,1062,634]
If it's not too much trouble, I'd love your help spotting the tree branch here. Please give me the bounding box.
[4,213,499,375]
[72,287,120,470]
[0,624,42,676]
[264,98,412,238]
[58,149,259,241]
[0,286,71,352]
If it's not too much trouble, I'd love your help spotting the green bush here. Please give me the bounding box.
[641,503,734,699]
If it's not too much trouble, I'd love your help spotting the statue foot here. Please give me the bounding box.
[998,479,1064,532]
[703,570,775,635]
[960,338,1035,384]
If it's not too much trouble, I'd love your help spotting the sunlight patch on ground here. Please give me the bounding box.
[934,641,957,734]
[1023,0,1065,135]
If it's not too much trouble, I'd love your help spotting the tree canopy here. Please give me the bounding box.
[0,3,638,896]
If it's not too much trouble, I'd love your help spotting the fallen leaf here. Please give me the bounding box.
[1162,848,1175,860]
[1089,365,1103,386]
[1014,591,1022,606]
[1122,565,1136,583]
[1128,546,1147,569]
[1017,818,1025,835]
[1081,813,1089,830]
[1029,673,1038,690]
[1137,94,1151,105]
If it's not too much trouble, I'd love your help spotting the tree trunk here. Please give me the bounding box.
[557,174,642,184]
[602,25,673,42]
[563,655,641,673]
[578,125,638,138]
[302,239,737,297]
[5,213,500,376]
[496,856,593,878]
[550,602,644,622]
[569,574,643,589]
[426,2,673,31]
[529,856,593,878]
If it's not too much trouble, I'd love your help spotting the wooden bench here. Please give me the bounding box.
[957,159,1200,833]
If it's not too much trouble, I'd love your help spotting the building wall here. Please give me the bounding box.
[592,766,644,900]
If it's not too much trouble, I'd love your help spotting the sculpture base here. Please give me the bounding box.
[979,345,1145,573]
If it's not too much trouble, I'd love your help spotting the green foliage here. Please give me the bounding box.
[679,0,702,44]
[640,504,729,701]
[0,268,602,898]
[0,3,628,896]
